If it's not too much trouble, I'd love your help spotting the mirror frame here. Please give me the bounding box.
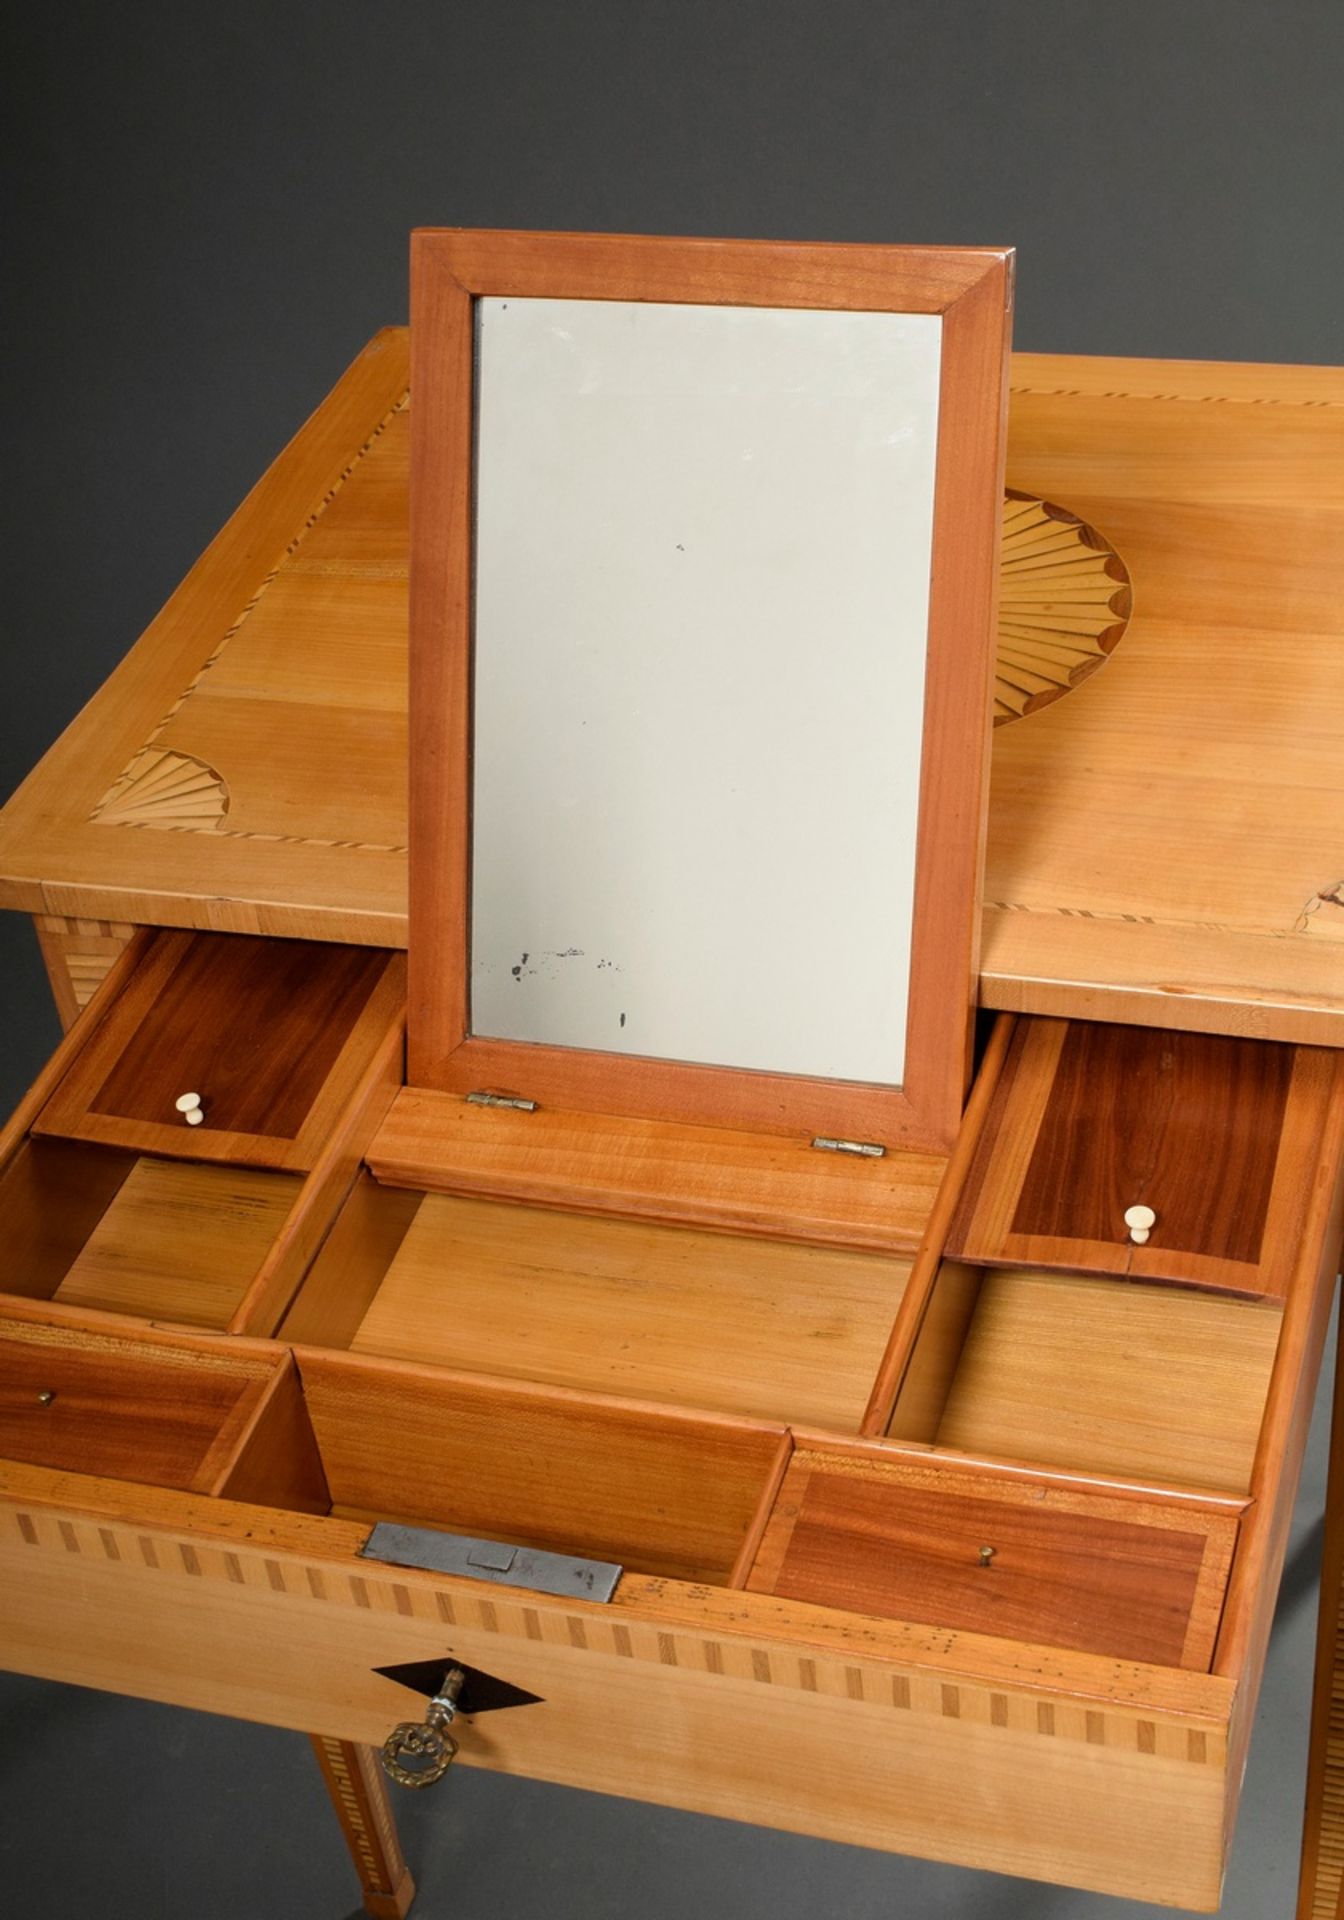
[409,228,1012,1153]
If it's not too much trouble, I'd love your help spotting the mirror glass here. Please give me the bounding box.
[469,295,942,1085]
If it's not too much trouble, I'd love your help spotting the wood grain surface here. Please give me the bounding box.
[747,1450,1237,1671]
[51,1157,301,1328]
[983,355,1344,1040]
[368,1085,944,1253]
[933,1269,1282,1494]
[0,1461,1235,1908]
[344,1189,910,1429]
[296,1345,785,1585]
[0,339,1337,1048]
[948,1016,1335,1296]
[0,1138,135,1302]
[36,930,404,1173]
[0,1311,279,1491]
[0,330,411,942]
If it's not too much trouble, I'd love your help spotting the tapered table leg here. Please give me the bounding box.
[311,1735,417,1919]
[1299,1287,1344,1920]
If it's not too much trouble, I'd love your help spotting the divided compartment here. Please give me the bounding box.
[887,1259,1282,1496]
[0,927,407,1333]
[0,1300,788,1590]
[278,1170,914,1431]
[0,1136,302,1329]
[242,1343,787,1588]
[0,1306,323,1510]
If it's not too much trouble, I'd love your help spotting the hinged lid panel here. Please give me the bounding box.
[409,230,1012,1153]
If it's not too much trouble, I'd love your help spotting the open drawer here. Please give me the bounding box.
[0,999,1341,1912]
[0,1344,1270,1912]
[0,929,406,1333]
[34,928,403,1171]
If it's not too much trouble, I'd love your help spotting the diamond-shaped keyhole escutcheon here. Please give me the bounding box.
[375,1657,545,1790]
[376,1655,544,1718]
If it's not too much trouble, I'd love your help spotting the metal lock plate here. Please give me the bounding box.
[360,1522,623,1602]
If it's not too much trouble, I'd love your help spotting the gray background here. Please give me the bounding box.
[2,3,1341,1914]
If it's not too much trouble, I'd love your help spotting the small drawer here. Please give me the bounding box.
[946,1016,1334,1297]
[743,1445,1239,1671]
[34,929,403,1172]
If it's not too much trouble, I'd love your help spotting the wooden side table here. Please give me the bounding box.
[2,336,1341,1915]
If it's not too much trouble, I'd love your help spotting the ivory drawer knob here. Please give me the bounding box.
[1124,1204,1157,1245]
[175,1092,204,1127]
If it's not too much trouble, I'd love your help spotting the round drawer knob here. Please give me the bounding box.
[175,1092,205,1127]
[1124,1204,1157,1245]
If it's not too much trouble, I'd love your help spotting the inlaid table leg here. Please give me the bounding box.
[1299,1281,1344,1920]
[311,1735,417,1919]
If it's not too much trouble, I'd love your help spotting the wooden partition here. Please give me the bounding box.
[294,1345,788,1586]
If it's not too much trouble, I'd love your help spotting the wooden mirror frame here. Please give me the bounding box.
[409,229,1013,1153]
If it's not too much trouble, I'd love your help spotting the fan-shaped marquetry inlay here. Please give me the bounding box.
[93,749,229,831]
[91,489,1126,838]
[994,491,1131,725]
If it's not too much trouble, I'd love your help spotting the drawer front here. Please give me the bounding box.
[947,1017,1334,1296]
[745,1450,1239,1671]
[0,1482,1233,1911]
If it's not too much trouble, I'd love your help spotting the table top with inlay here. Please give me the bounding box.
[1,333,1340,1043]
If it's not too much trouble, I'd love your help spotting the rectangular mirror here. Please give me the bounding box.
[471,295,942,1086]
[410,232,1012,1150]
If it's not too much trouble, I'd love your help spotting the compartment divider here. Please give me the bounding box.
[727,1429,796,1588]
[228,1011,406,1339]
[861,1013,1014,1434]
[207,1352,331,1513]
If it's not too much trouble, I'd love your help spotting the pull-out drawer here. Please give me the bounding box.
[0,999,1341,1913]
[743,1445,1240,1671]
[0,1364,1252,1912]
[0,929,406,1334]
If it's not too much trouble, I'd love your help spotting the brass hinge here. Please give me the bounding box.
[466,1091,538,1113]
[811,1135,886,1159]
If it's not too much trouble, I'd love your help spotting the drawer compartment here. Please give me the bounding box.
[278,1172,912,1431]
[888,1262,1281,1494]
[0,1463,1238,1911]
[34,930,404,1171]
[946,1017,1333,1296]
[281,1347,787,1588]
[743,1446,1239,1670]
[0,1309,298,1493]
[0,1137,301,1328]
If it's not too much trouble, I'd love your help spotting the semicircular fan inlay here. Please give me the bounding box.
[994,490,1132,725]
[92,748,229,831]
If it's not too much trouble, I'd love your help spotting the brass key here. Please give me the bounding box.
[380,1666,466,1788]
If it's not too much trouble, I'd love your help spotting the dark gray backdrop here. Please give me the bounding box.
[2,5,1341,1915]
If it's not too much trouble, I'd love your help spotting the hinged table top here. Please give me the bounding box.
[1,332,1340,1044]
